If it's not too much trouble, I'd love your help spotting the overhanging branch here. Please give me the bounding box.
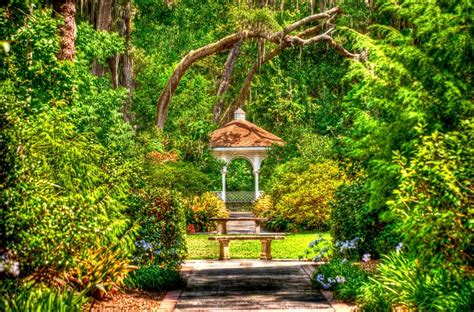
[155,7,360,129]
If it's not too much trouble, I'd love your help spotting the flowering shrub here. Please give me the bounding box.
[313,258,369,300]
[130,188,187,269]
[310,236,371,300]
[185,192,228,232]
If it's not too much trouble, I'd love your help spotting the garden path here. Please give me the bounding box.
[174,260,333,311]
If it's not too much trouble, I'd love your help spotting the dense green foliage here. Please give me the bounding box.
[125,265,185,291]
[130,188,187,268]
[1,8,135,278]
[255,160,346,231]
[1,0,472,309]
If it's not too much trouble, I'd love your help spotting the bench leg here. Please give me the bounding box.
[260,240,272,260]
[217,223,223,234]
[255,222,261,234]
[219,240,230,260]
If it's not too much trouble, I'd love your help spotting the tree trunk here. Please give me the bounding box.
[120,0,134,122]
[56,0,76,61]
[92,0,113,76]
[213,39,243,123]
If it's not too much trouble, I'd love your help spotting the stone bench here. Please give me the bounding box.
[208,235,284,260]
[210,218,268,234]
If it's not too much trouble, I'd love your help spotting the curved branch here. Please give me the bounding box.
[213,39,243,123]
[156,31,270,128]
[155,6,351,129]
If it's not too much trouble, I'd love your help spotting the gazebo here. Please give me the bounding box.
[209,108,284,203]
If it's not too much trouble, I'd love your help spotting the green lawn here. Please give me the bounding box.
[185,232,331,260]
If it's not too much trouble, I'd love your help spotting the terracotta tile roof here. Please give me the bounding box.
[209,119,284,148]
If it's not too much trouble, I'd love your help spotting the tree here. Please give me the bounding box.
[155,6,363,129]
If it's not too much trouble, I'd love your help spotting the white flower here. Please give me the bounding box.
[11,262,20,276]
[362,253,371,263]
[396,242,403,252]
[336,276,346,283]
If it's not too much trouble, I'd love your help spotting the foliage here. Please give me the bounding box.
[185,192,228,232]
[145,161,214,196]
[330,177,392,256]
[390,121,473,277]
[357,252,474,311]
[254,194,294,232]
[313,258,369,301]
[130,188,187,269]
[262,160,346,230]
[309,234,372,301]
[1,8,135,279]
[336,0,473,255]
[125,265,185,291]
[0,283,88,312]
[63,246,137,300]
[226,158,254,192]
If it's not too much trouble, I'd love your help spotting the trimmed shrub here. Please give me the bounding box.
[186,192,228,232]
[263,159,346,230]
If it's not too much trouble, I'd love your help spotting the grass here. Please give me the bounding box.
[186,232,331,260]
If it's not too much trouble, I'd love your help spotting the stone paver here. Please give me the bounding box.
[175,260,333,311]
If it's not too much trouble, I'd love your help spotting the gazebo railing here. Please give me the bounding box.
[212,191,265,203]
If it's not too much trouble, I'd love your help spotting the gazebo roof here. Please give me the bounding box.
[209,109,284,148]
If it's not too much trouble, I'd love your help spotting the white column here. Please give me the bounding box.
[221,166,227,202]
[254,170,259,200]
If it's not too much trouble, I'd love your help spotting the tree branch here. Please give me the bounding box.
[155,6,358,129]
[213,39,243,123]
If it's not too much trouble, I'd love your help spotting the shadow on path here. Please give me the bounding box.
[175,260,333,311]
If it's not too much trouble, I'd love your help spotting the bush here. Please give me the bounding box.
[330,177,392,255]
[186,192,228,232]
[125,265,185,291]
[131,188,187,269]
[309,235,373,301]
[390,122,473,277]
[264,159,346,230]
[254,195,294,232]
[313,258,369,301]
[1,9,134,279]
[145,161,213,196]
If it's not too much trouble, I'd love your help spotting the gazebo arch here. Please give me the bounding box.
[209,108,284,203]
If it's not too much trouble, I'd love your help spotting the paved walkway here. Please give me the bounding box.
[175,260,333,311]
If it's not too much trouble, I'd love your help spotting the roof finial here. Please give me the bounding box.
[234,108,246,120]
